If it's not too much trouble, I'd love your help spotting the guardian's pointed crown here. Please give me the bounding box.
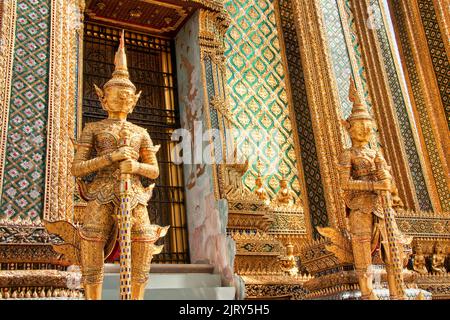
[103,30,136,92]
[347,77,372,122]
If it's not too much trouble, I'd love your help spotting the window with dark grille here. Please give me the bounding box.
[82,22,189,264]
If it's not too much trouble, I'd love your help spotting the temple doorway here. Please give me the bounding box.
[82,22,189,264]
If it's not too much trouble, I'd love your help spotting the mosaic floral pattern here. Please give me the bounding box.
[371,0,432,210]
[224,0,302,198]
[0,0,50,220]
[277,0,329,237]
[417,0,450,131]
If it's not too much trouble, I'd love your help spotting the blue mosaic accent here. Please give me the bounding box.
[278,0,329,238]
[417,0,450,131]
[225,0,302,197]
[371,0,432,210]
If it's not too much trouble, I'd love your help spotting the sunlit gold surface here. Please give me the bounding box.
[45,32,167,300]
[333,79,410,300]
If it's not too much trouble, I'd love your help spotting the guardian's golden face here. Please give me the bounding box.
[104,86,136,114]
[349,119,373,144]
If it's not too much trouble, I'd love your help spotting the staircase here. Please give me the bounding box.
[102,264,236,300]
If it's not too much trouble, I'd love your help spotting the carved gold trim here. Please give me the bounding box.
[291,0,347,229]
[349,0,422,211]
[0,0,17,201]
[377,0,438,211]
[389,0,450,212]
[272,0,313,241]
[87,0,188,34]
[431,0,450,63]
[44,0,81,221]
[198,9,231,200]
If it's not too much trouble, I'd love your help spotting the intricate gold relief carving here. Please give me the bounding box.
[231,231,285,276]
[0,217,68,269]
[415,273,450,299]
[45,0,84,222]
[222,149,250,200]
[431,241,447,274]
[280,244,299,276]
[299,238,350,276]
[272,176,298,207]
[412,243,429,275]
[244,281,308,300]
[0,270,84,299]
[254,172,270,205]
[317,227,353,265]
[290,0,346,229]
[396,210,450,237]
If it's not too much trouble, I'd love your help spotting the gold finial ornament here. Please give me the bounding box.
[103,30,135,91]
[45,30,167,300]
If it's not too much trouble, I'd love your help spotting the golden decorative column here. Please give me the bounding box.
[388,0,450,212]
[289,0,348,230]
[45,0,85,222]
[348,0,428,211]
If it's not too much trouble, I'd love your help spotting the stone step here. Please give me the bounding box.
[103,287,236,300]
[103,273,222,289]
[102,264,235,300]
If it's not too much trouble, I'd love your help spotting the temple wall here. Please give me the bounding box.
[223,0,312,238]
[0,0,81,222]
[175,11,235,286]
[224,0,303,200]
[275,0,330,237]
[0,0,51,220]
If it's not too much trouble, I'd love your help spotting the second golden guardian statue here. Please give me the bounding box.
[45,31,169,300]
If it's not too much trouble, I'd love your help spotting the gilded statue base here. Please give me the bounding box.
[300,239,431,299]
[0,217,84,299]
[0,269,84,299]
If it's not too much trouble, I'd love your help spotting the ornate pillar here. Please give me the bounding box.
[44,0,84,222]
[348,0,433,212]
[284,0,347,231]
[388,0,450,212]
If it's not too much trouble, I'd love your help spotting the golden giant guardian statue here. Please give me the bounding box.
[46,31,168,300]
